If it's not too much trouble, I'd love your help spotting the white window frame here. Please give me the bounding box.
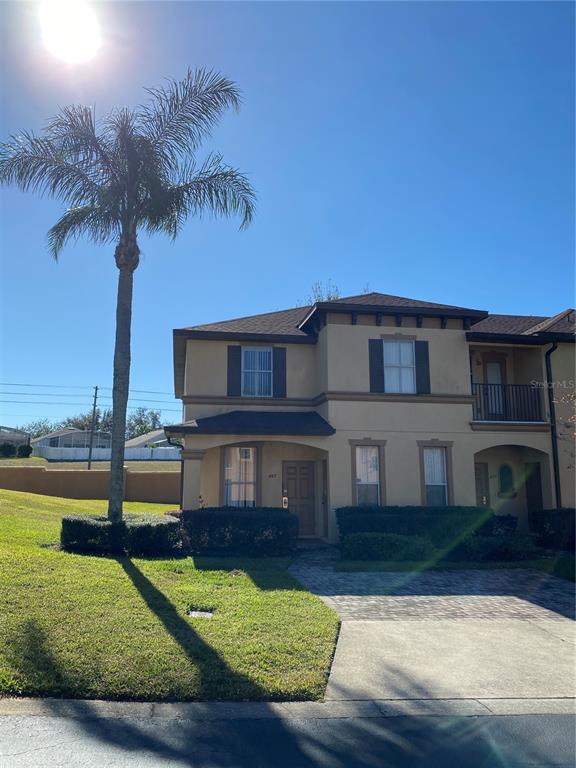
[355,445,381,506]
[423,446,448,506]
[223,446,257,507]
[382,339,416,394]
[241,346,273,398]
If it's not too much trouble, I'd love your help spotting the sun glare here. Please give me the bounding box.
[39,1,101,64]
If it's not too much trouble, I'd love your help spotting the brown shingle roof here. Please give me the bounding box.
[471,310,575,338]
[471,315,548,335]
[328,291,475,311]
[179,292,485,339]
[181,306,311,338]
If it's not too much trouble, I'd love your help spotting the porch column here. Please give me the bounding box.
[181,449,205,510]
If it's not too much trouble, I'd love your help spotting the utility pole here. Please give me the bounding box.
[87,385,98,470]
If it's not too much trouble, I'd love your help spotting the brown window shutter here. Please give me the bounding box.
[415,341,431,394]
[273,347,287,398]
[369,339,384,393]
[227,346,242,396]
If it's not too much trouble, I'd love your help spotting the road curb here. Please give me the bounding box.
[0,697,574,721]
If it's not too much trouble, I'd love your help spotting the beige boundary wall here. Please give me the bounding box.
[0,467,180,505]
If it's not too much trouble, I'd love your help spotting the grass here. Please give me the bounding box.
[0,489,338,702]
[0,457,180,472]
[338,556,575,581]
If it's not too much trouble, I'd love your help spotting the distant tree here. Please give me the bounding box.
[18,418,58,439]
[61,410,94,431]
[301,280,341,306]
[60,407,113,433]
[125,407,162,440]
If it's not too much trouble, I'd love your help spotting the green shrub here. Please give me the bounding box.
[340,532,437,561]
[124,515,182,556]
[0,441,16,458]
[447,534,540,562]
[529,508,575,552]
[16,444,33,458]
[61,514,182,556]
[61,515,127,555]
[179,507,298,557]
[336,506,494,548]
[476,514,517,537]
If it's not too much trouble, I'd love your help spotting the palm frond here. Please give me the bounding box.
[46,106,114,172]
[47,204,119,260]
[0,131,102,205]
[142,153,255,237]
[140,68,241,168]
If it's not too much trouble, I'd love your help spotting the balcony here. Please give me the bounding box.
[471,383,545,423]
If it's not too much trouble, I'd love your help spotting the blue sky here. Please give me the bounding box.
[0,1,574,426]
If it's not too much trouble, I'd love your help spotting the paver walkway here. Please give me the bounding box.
[289,548,576,702]
[289,548,575,621]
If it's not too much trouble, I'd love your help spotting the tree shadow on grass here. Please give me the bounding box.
[116,557,266,701]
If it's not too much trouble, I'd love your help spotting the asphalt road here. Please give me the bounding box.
[0,712,574,768]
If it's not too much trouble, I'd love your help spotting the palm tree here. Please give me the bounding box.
[0,69,255,522]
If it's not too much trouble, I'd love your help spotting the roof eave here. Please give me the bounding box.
[173,329,317,344]
[466,331,574,345]
[299,302,488,331]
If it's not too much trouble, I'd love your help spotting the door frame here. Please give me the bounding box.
[282,460,317,537]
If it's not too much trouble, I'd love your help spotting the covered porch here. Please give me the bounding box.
[166,410,335,539]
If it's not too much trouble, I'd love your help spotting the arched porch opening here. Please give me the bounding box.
[473,444,552,531]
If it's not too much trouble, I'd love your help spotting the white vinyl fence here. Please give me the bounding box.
[33,446,181,462]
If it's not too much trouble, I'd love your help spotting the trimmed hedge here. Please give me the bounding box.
[336,505,503,548]
[446,534,540,562]
[179,507,298,557]
[16,444,33,458]
[529,508,575,552]
[61,514,182,556]
[341,533,437,562]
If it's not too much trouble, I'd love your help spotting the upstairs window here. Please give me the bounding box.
[224,446,256,507]
[242,347,273,397]
[383,340,416,393]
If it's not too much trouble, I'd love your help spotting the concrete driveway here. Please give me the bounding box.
[289,550,575,702]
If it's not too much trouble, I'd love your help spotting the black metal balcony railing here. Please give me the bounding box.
[471,383,544,422]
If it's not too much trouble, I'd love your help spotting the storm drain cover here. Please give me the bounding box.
[187,609,214,618]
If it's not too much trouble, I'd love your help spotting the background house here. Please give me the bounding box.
[31,428,112,449]
[0,426,30,446]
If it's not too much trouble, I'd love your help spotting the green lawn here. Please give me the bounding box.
[0,457,180,471]
[338,557,575,581]
[0,489,338,702]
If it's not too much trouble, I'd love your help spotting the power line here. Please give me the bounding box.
[0,392,178,405]
[0,382,93,390]
[0,400,181,412]
[0,382,175,396]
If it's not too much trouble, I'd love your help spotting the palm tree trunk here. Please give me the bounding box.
[108,232,139,522]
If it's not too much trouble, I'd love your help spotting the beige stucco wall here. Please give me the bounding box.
[323,324,472,395]
[184,339,318,400]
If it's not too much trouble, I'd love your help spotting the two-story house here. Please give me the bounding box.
[166,293,575,541]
